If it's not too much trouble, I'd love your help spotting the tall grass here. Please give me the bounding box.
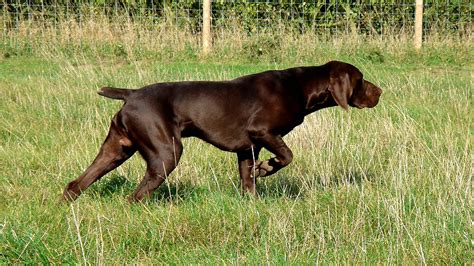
[0,51,472,263]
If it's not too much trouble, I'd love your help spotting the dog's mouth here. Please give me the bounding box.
[350,101,366,109]
[352,99,379,109]
[352,92,381,109]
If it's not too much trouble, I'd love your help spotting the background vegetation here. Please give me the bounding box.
[1,0,472,63]
[1,0,472,264]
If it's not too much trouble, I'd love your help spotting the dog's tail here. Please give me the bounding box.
[97,87,133,100]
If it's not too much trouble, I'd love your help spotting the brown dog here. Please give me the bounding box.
[63,61,382,202]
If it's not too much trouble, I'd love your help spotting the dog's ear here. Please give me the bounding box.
[329,72,352,111]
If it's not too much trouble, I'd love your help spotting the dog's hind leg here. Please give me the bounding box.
[129,135,183,202]
[63,119,136,201]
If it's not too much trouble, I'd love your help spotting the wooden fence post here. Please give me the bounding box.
[202,0,211,55]
[414,0,423,49]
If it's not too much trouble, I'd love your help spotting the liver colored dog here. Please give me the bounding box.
[63,60,382,202]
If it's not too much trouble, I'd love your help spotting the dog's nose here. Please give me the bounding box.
[375,87,382,96]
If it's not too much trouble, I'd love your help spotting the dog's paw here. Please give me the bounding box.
[251,160,274,177]
[62,190,78,203]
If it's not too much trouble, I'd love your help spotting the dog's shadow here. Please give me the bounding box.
[258,170,376,199]
[90,175,206,203]
[151,181,207,203]
[91,170,375,202]
[90,175,134,198]
[257,177,303,199]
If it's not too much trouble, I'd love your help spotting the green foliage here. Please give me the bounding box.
[1,0,471,36]
[242,34,282,62]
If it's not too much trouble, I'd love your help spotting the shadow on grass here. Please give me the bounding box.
[257,170,376,199]
[333,170,376,187]
[90,174,208,203]
[257,177,303,199]
[150,182,209,203]
[90,175,135,198]
[90,170,376,202]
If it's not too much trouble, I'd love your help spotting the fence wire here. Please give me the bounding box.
[1,1,472,45]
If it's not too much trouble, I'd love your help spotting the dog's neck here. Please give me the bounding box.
[304,89,332,112]
[290,66,336,113]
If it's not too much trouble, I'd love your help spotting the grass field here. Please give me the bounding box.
[0,49,472,264]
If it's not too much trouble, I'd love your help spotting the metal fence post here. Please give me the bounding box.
[202,0,211,55]
[414,0,423,49]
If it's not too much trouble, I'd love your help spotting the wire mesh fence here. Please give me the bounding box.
[1,1,472,49]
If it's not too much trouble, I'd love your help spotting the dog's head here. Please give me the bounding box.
[328,61,382,110]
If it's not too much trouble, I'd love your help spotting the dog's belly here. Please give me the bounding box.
[201,135,253,152]
[181,124,253,152]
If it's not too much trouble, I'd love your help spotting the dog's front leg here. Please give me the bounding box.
[250,133,293,177]
[237,147,261,196]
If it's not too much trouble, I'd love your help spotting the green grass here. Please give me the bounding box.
[0,53,472,264]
